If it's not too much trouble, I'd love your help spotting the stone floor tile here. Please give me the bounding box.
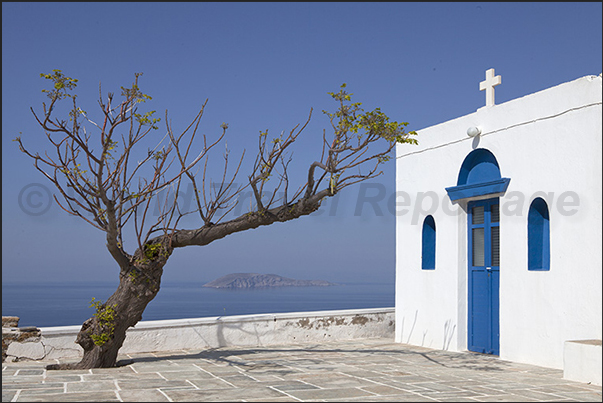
[15,369,44,376]
[471,394,540,402]
[531,384,603,393]
[2,382,64,390]
[162,386,287,401]
[541,390,603,401]
[246,373,287,382]
[44,369,91,375]
[186,377,240,389]
[338,369,391,378]
[270,380,322,391]
[17,388,65,396]
[1,376,46,384]
[127,363,186,373]
[323,394,437,402]
[506,388,571,400]
[195,365,244,376]
[117,389,171,402]
[219,372,262,383]
[462,385,519,396]
[411,381,465,393]
[157,369,216,381]
[243,368,304,378]
[89,366,137,374]
[41,374,82,382]
[494,376,566,387]
[2,390,18,402]
[417,390,487,399]
[65,380,117,393]
[2,368,19,376]
[303,377,379,389]
[359,384,411,396]
[379,381,434,393]
[285,387,376,401]
[16,391,120,402]
[81,371,164,381]
[246,397,306,402]
[384,374,437,384]
[419,373,472,382]
[438,380,490,388]
[117,378,194,390]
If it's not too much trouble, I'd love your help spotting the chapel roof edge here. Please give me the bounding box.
[414,73,601,134]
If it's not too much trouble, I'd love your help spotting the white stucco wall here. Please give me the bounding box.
[395,74,602,369]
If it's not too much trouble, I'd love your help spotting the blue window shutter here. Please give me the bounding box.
[528,198,550,271]
[422,215,436,270]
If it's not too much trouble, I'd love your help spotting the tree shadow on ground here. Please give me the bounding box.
[117,344,514,373]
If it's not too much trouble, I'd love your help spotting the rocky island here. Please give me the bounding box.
[203,273,337,289]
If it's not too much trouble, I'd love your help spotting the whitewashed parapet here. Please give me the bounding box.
[6,308,394,362]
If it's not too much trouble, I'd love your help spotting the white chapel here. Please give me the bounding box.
[395,69,602,381]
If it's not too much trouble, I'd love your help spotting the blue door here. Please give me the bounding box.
[468,198,500,355]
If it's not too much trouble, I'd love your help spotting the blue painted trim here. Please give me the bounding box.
[528,198,550,271]
[445,178,510,202]
[467,198,500,356]
[421,215,436,270]
[457,149,501,186]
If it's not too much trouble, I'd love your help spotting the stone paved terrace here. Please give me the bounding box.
[2,338,602,402]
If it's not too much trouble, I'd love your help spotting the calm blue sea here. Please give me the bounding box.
[2,281,394,328]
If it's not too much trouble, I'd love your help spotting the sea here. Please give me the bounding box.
[2,281,394,328]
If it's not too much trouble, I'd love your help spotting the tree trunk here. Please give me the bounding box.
[47,242,171,370]
[47,191,327,370]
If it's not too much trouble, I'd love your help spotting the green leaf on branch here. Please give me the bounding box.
[134,110,161,129]
[40,69,78,100]
[323,83,418,146]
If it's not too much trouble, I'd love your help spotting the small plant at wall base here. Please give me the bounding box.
[15,72,417,369]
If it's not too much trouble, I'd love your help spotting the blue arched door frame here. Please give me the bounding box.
[445,148,509,356]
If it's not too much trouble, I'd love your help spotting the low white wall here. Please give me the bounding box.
[5,308,394,361]
[563,340,602,386]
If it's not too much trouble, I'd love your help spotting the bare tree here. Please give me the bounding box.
[15,70,417,369]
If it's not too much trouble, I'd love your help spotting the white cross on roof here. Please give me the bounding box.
[479,68,502,107]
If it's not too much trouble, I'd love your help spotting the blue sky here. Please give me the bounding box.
[2,2,602,287]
